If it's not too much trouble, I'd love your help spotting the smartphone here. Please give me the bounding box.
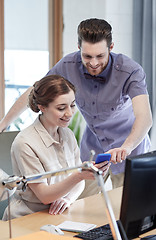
[95,153,111,164]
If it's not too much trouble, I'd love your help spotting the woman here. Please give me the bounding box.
[3,75,110,220]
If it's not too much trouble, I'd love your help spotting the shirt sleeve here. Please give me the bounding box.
[123,67,148,99]
[46,57,65,77]
[11,138,47,184]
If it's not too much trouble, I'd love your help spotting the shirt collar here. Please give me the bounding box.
[33,116,68,148]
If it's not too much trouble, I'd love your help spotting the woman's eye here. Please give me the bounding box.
[58,108,65,111]
[71,104,76,108]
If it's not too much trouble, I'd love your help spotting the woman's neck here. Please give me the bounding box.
[39,115,59,142]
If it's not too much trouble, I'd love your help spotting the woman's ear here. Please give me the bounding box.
[38,105,45,113]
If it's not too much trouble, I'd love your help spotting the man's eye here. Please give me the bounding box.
[84,55,92,59]
[97,55,104,59]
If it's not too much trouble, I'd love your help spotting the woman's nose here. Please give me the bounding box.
[65,107,73,117]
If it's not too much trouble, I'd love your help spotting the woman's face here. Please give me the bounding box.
[40,89,76,128]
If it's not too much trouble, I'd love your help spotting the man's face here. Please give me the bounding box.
[80,40,113,76]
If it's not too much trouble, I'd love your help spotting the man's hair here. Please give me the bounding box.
[77,18,112,48]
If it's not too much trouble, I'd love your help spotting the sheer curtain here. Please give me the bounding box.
[132,0,156,150]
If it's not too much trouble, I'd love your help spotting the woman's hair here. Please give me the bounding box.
[77,18,112,49]
[29,75,75,113]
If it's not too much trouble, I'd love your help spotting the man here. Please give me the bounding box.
[0,18,152,195]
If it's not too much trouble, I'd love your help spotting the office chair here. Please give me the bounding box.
[0,131,19,219]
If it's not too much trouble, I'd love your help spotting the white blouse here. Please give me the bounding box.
[3,116,85,220]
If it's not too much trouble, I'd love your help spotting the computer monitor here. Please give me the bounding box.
[120,151,156,239]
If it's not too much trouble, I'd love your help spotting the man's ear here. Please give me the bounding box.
[78,44,80,50]
[109,42,114,52]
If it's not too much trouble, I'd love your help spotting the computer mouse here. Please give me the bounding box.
[40,224,64,235]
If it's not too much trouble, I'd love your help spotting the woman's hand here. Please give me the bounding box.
[94,161,111,176]
[49,197,71,215]
[80,161,111,180]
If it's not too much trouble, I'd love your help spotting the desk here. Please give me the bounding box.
[0,187,156,239]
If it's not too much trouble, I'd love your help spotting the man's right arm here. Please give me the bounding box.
[0,86,33,132]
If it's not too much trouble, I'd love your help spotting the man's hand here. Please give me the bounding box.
[107,147,131,164]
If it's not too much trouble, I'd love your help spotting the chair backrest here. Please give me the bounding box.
[0,131,19,219]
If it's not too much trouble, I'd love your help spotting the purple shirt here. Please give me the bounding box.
[47,51,151,174]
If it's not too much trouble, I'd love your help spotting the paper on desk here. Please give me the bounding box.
[57,220,96,233]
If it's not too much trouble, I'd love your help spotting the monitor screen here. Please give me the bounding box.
[120,151,156,239]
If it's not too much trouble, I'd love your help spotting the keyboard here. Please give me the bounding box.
[74,220,128,240]
[74,223,114,240]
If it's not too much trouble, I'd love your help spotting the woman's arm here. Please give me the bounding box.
[0,87,33,132]
[28,170,93,205]
[29,160,110,204]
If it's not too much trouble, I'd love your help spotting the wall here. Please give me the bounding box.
[5,0,48,50]
[63,0,133,57]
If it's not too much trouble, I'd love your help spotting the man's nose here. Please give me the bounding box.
[90,57,98,66]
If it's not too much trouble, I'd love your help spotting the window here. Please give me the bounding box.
[4,0,49,130]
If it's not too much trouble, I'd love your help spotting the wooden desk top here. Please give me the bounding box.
[1,187,156,239]
[0,187,122,239]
